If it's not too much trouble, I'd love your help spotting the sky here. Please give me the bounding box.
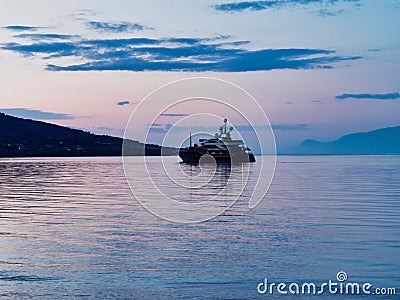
[0,0,399,151]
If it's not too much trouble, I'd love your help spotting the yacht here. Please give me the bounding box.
[179,119,256,164]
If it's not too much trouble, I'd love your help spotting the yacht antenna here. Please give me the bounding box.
[223,118,228,134]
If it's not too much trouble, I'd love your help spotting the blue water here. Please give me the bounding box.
[0,156,399,299]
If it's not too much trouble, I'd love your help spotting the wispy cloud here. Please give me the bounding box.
[236,124,311,131]
[0,108,76,120]
[70,9,97,21]
[117,100,130,106]
[272,124,311,131]
[316,8,344,17]
[146,123,311,134]
[148,123,173,134]
[312,100,323,104]
[213,0,360,13]
[1,33,361,72]
[94,126,124,136]
[2,25,43,31]
[96,126,114,131]
[335,92,400,100]
[214,1,275,12]
[86,21,150,33]
[14,33,78,40]
[160,113,189,117]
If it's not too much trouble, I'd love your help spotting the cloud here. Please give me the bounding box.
[316,8,344,17]
[146,123,310,138]
[235,124,310,131]
[272,124,311,131]
[70,9,97,21]
[94,126,124,137]
[213,0,360,13]
[2,34,361,72]
[335,92,400,100]
[214,1,276,12]
[2,25,43,31]
[45,47,360,72]
[148,123,173,134]
[14,33,78,40]
[0,108,75,120]
[86,21,150,33]
[95,126,114,131]
[117,100,130,106]
[160,113,189,117]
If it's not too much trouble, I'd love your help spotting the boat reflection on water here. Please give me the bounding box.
[175,159,252,205]
[124,155,256,222]
[180,161,232,185]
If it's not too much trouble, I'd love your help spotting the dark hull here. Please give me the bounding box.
[179,148,255,164]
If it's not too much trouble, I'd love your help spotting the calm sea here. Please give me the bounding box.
[0,156,399,299]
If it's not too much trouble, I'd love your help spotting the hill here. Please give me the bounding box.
[0,112,176,157]
[296,126,400,155]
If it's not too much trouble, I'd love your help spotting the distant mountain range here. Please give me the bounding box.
[295,126,400,155]
[0,113,176,157]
